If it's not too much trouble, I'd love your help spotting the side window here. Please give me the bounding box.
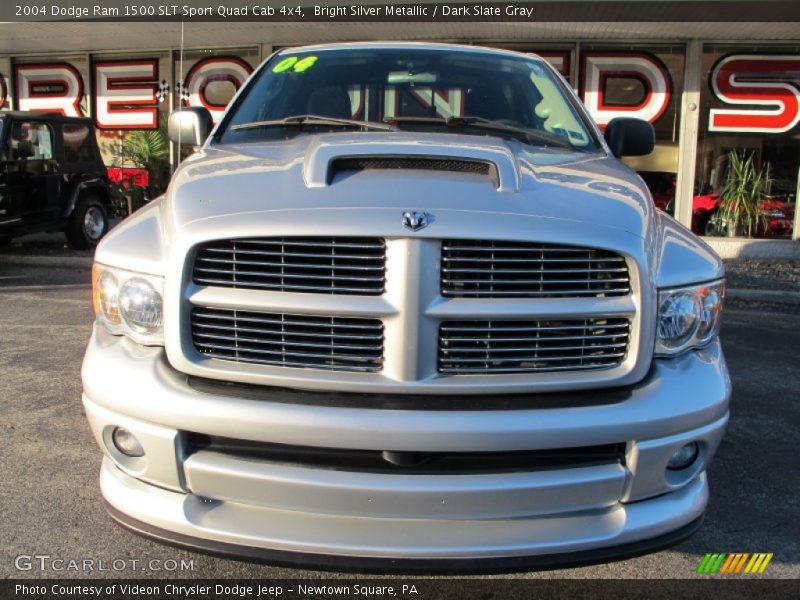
[62,123,94,164]
[8,121,54,161]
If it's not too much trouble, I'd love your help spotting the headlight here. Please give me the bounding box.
[92,264,164,345]
[656,280,724,356]
[119,278,163,333]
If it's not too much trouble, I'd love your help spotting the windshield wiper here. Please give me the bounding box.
[448,116,574,148]
[384,115,573,149]
[230,115,395,132]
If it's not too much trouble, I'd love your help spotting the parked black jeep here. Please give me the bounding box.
[0,112,112,249]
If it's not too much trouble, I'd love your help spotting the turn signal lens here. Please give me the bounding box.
[696,284,724,342]
[92,265,121,325]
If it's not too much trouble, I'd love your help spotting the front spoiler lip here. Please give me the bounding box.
[104,500,705,575]
[100,458,710,573]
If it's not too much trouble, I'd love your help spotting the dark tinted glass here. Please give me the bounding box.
[220,48,597,150]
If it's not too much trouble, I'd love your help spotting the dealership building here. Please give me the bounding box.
[1,0,799,239]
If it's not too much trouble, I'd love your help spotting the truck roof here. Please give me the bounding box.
[0,111,94,125]
[276,41,542,62]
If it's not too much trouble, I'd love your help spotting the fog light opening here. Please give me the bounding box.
[112,427,145,458]
[667,442,699,470]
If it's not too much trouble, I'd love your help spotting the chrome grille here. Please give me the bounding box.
[193,237,386,295]
[441,240,630,298]
[439,318,630,375]
[191,308,384,372]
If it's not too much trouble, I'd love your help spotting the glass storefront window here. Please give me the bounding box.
[11,55,89,118]
[577,46,686,219]
[80,50,174,202]
[695,45,800,238]
[172,47,259,164]
[173,47,259,123]
[488,45,575,84]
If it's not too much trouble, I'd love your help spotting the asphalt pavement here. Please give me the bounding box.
[0,262,798,581]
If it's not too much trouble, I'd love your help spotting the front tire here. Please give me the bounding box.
[66,196,108,250]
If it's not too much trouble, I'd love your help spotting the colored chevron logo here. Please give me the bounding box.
[697,553,774,574]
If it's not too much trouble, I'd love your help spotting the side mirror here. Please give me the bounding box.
[168,107,213,146]
[604,117,655,158]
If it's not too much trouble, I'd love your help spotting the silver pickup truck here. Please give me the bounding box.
[82,42,729,570]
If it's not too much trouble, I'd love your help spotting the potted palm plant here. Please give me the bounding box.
[715,150,772,238]
[116,128,169,188]
[112,120,169,216]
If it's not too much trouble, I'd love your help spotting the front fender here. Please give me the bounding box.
[654,211,724,289]
[61,178,111,219]
[94,196,169,276]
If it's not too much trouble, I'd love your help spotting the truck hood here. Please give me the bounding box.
[165,131,653,239]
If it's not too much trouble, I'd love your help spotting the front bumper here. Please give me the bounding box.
[82,326,730,568]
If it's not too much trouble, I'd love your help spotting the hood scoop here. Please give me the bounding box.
[303,136,519,192]
[332,156,499,187]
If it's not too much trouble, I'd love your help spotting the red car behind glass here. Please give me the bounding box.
[638,171,794,237]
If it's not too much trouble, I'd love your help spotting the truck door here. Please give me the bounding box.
[1,120,60,225]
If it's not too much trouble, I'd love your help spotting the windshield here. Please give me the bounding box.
[218,48,599,151]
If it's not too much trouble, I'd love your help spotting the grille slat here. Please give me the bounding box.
[195,267,383,282]
[443,245,609,253]
[443,352,627,363]
[443,267,628,274]
[193,322,380,340]
[231,240,383,248]
[441,322,629,333]
[193,237,386,295]
[197,257,384,271]
[193,279,383,294]
[440,363,622,374]
[441,240,630,298]
[192,312,382,330]
[448,343,628,354]
[442,256,626,264]
[445,335,626,343]
[192,308,384,373]
[441,277,631,285]
[439,318,630,375]
[197,342,380,361]
[203,248,384,260]
[194,332,383,352]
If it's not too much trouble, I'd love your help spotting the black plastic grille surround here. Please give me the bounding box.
[184,432,627,475]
